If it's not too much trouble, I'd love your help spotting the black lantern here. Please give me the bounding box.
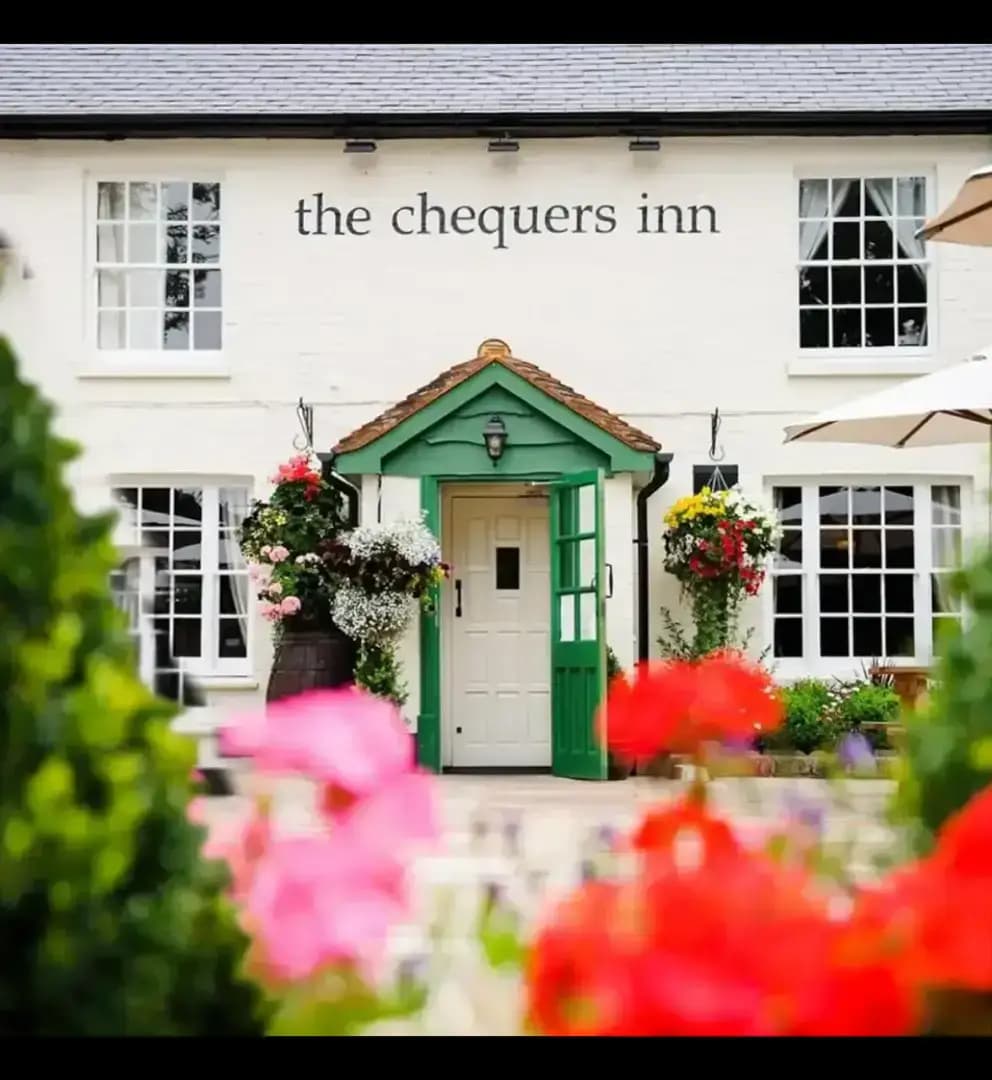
[482,415,508,464]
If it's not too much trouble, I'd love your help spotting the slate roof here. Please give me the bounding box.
[1,43,991,119]
[333,339,662,455]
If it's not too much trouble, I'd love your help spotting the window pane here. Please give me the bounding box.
[799,222,829,262]
[193,311,222,351]
[852,530,882,568]
[97,224,125,263]
[852,575,881,613]
[799,266,828,305]
[865,178,893,217]
[579,592,597,641]
[885,487,914,525]
[933,617,962,655]
[128,309,159,350]
[578,538,595,588]
[774,575,802,614]
[831,266,861,304]
[173,574,202,615]
[192,183,221,221]
[865,307,895,348]
[128,223,157,263]
[165,270,190,307]
[799,179,828,217]
[931,573,961,614]
[578,484,595,533]
[832,222,860,260]
[897,177,926,217]
[129,269,160,307]
[164,310,190,349]
[98,310,126,349]
[853,617,882,657]
[172,531,201,569]
[833,179,861,217]
[864,265,894,303]
[885,530,915,569]
[192,224,220,263]
[819,574,848,613]
[129,182,158,220]
[851,486,881,526]
[163,182,189,221]
[173,618,201,658]
[97,269,126,306]
[774,487,803,524]
[897,265,927,305]
[219,617,247,658]
[932,485,961,525]
[559,540,576,589]
[821,618,849,657]
[495,547,521,590]
[774,619,803,658]
[219,573,248,614]
[819,486,848,525]
[886,618,915,657]
[193,268,222,307]
[864,220,893,260]
[173,488,202,525]
[933,528,962,569]
[897,309,927,346]
[218,532,242,571]
[885,574,914,613]
[820,529,850,569]
[558,594,575,642]
[776,529,802,570]
[219,486,249,527]
[141,488,171,526]
[800,309,829,348]
[97,181,125,220]
[832,308,861,347]
[165,225,189,264]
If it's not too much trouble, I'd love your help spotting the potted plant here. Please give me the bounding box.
[239,452,355,701]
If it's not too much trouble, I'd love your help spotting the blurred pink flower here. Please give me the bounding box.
[244,833,407,982]
[269,545,290,564]
[258,600,282,623]
[219,687,417,797]
[280,595,301,615]
[187,795,208,825]
[330,771,439,860]
[200,802,272,903]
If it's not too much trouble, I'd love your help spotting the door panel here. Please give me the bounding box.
[449,496,551,767]
[551,469,607,779]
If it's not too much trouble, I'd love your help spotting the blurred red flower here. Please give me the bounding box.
[599,650,783,764]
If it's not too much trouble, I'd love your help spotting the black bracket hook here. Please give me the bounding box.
[295,397,315,453]
[709,407,726,463]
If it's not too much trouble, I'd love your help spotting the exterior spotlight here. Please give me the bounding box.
[488,135,519,153]
[344,139,377,153]
[629,137,661,152]
[482,415,508,463]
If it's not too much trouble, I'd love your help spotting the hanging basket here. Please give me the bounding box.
[265,620,357,703]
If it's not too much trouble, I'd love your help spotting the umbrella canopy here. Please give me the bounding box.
[918,163,992,246]
[784,345,992,447]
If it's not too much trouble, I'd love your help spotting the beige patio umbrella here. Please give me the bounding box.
[917,163,992,246]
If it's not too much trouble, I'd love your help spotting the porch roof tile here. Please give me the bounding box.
[332,339,662,456]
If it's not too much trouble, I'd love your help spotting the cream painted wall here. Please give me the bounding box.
[2,133,991,706]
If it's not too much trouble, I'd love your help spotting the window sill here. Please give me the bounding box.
[788,355,943,378]
[194,676,259,691]
[77,354,230,379]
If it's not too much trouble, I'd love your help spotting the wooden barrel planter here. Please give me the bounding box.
[266,624,358,703]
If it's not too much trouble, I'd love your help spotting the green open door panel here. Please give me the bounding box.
[550,468,608,780]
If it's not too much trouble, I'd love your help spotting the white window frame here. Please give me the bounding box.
[110,476,253,681]
[81,170,228,379]
[790,165,940,377]
[763,475,970,682]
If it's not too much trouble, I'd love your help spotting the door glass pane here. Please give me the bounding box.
[578,484,595,534]
[495,546,520,590]
[579,538,596,589]
[559,540,577,589]
[558,594,575,642]
[579,592,596,641]
[219,617,247,658]
[558,488,576,537]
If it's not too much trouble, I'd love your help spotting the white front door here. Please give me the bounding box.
[448,494,551,767]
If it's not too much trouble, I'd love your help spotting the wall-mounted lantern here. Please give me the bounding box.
[482,415,508,464]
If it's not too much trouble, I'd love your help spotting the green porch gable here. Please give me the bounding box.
[332,339,660,477]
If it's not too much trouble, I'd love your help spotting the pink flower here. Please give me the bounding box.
[269,545,290,564]
[261,545,272,558]
[219,687,415,796]
[200,802,272,903]
[243,833,407,982]
[279,595,301,616]
[258,600,282,622]
[268,581,283,596]
[329,771,439,861]
[187,795,208,825]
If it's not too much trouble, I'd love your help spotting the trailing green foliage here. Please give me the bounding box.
[897,552,992,853]
[354,643,409,708]
[0,336,269,1035]
[772,679,837,754]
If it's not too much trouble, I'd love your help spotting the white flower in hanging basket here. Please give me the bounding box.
[332,585,415,647]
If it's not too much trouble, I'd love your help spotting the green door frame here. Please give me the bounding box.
[416,472,564,773]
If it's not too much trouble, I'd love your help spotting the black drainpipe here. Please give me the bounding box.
[318,451,361,527]
[635,451,674,662]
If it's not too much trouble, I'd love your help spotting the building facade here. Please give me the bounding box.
[2,44,992,775]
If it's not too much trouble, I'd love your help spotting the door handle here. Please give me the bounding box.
[455,579,463,617]
[605,562,614,599]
